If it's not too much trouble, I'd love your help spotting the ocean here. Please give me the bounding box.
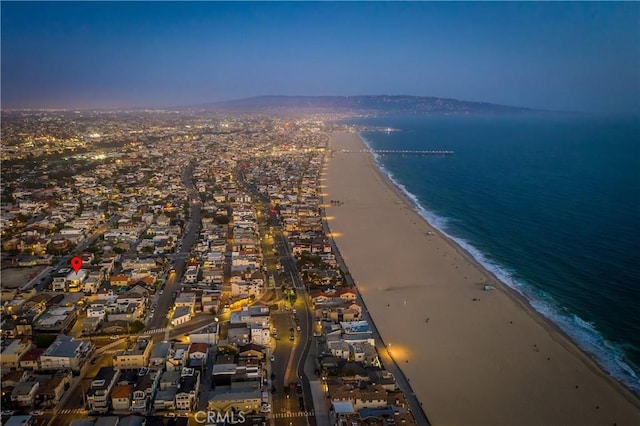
[347,113,640,394]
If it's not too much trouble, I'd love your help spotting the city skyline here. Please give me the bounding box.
[2,1,639,113]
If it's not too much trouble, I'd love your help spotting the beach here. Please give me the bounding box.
[323,131,640,425]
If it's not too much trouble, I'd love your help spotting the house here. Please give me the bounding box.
[239,305,270,323]
[1,338,34,369]
[230,280,263,298]
[121,257,156,271]
[11,381,39,407]
[212,354,237,387]
[310,291,331,306]
[111,384,132,411]
[153,386,177,411]
[33,306,77,333]
[2,369,29,390]
[107,298,144,323]
[227,322,250,346]
[127,283,152,297]
[40,335,93,372]
[87,304,107,320]
[87,367,120,414]
[171,306,191,327]
[35,373,71,408]
[19,348,44,370]
[237,343,264,360]
[184,265,199,283]
[149,341,171,368]
[66,270,88,293]
[187,343,208,368]
[174,292,196,313]
[187,323,218,345]
[369,371,397,392]
[51,268,72,292]
[329,381,388,411]
[235,358,262,383]
[109,274,131,288]
[159,370,181,390]
[249,323,270,346]
[95,417,120,426]
[201,267,224,284]
[166,344,190,372]
[327,306,361,323]
[175,368,200,411]
[1,318,18,339]
[336,288,357,302]
[4,416,35,426]
[330,401,357,425]
[329,341,351,360]
[206,388,262,413]
[113,336,152,369]
[82,277,101,294]
[117,416,146,426]
[130,369,160,412]
[342,332,375,346]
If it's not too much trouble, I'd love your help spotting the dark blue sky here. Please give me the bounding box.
[2,1,639,112]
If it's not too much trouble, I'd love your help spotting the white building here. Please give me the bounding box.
[171,306,191,327]
[40,335,92,372]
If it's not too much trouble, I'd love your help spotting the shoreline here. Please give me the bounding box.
[356,131,640,399]
[324,131,640,425]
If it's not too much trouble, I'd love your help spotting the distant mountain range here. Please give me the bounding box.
[190,95,538,115]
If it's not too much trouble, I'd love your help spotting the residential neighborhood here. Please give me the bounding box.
[2,111,418,425]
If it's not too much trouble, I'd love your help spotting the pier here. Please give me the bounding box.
[337,149,454,156]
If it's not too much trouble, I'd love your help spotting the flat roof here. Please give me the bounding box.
[208,388,261,401]
[333,401,355,414]
[5,417,34,426]
[43,335,84,358]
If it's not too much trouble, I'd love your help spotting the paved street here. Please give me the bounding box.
[147,162,201,331]
[237,169,316,426]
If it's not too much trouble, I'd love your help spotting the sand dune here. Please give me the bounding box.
[324,131,640,426]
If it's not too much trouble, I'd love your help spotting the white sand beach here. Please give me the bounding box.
[323,131,640,425]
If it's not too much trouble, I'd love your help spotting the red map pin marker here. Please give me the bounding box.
[70,256,83,274]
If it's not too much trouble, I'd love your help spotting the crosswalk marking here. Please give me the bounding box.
[59,408,88,415]
[271,411,315,419]
[145,327,167,334]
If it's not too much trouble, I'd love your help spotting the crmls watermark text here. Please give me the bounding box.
[193,411,246,424]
